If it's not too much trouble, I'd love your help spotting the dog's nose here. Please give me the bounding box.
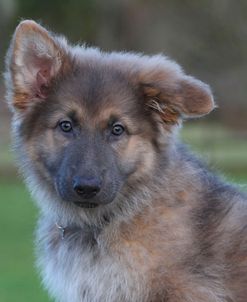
[73,176,101,199]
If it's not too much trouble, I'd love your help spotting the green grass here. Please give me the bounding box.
[181,123,247,183]
[0,182,51,302]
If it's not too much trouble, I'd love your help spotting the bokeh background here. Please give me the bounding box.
[0,1,246,301]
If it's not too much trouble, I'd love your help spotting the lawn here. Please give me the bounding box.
[0,123,246,302]
[0,182,51,302]
[181,123,247,184]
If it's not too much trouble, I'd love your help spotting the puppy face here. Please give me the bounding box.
[5,21,214,220]
[18,67,158,210]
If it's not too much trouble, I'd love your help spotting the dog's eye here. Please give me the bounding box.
[111,124,125,136]
[59,121,73,132]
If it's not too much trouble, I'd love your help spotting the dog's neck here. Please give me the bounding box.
[55,214,111,241]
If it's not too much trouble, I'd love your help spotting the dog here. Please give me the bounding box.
[5,20,247,302]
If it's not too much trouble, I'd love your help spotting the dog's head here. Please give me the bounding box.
[5,21,214,222]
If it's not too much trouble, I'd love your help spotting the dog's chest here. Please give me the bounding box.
[39,209,193,302]
[39,225,149,302]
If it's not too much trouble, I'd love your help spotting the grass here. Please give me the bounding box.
[181,122,247,183]
[0,123,246,301]
[0,182,51,302]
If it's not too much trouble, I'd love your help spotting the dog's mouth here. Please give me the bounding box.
[73,201,99,209]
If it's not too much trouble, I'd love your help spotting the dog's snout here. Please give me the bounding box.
[73,176,101,199]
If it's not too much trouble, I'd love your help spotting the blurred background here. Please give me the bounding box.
[0,0,246,301]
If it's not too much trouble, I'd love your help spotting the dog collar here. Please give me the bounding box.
[55,217,109,240]
[55,222,82,240]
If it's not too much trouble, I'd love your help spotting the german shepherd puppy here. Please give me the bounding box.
[5,20,247,302]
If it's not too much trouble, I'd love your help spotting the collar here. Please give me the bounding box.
[55,215,110,240]
[55,222,82,240]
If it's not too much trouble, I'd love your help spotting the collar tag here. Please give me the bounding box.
[55,222,66,240]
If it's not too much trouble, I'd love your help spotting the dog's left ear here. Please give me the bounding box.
[5,20,69,110]
[138,59,215,124]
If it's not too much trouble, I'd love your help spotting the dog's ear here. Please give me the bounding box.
[5,20,68,110]
[138,57,215,124]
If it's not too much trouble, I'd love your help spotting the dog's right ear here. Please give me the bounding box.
[5,20,69,111]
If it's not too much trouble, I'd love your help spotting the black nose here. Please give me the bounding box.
[73,176,101,199]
